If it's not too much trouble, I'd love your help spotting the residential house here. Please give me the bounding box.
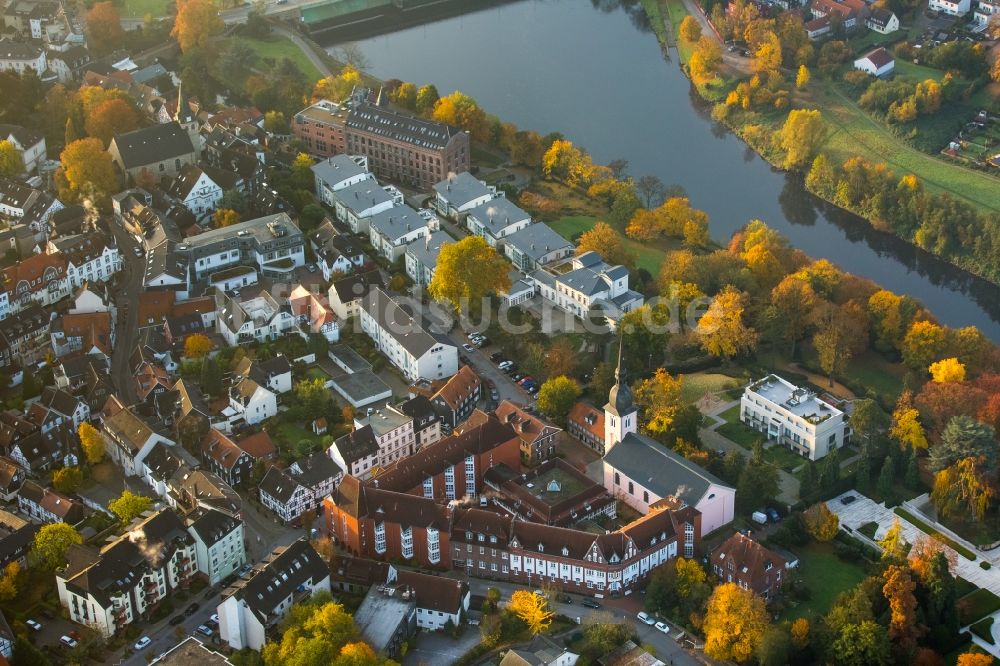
[0,515,39,569]
[494,400,561,463]
[288,285,340,342]
[178,212,305,282]
[330,554,395,593]
[227,377,277,428]
[398,394,441,450]
[217,539,331,651]
[234,355,293,395]
[26,386,90,433]
[0,457,25,502]
[397,569,470,630]
[502,222,575,272]
[312,154,373,205]
[215,290,297,346]
[854,47,895,77]
[201,429,256,487]
[56,509,198,636]
[433,171,497,218]
[51,232,122,289]
[501,636,579,666]
[102,402,175,478]
[354,584,417,658]
[165,164,225,222]
[310,218,367,280]
[50,310,114,358]
[0,177,62,234]
[740,374,849,461]
[259,466,313,523]
[185,508,247,586]
[353,404,416,468]
[2,251,70,312]
[358,287,458,381]
[465,198,531,246]
[865,8,899,33]
[430,365,482,428]
[0,124,46,174]
[108,122,198,182]
[288,451,342,506]
[531,251,643,327]
[805,15,832,39]
[328,269,383,320]
[810,0,868,30]
[0,303,49,367]
[566,401,606,454]
[404,230,451,286]
[0,41,49,79]
[974,0,999,24]
[17,480,86,524]
[329,424,380,481]
[710,531,788,600]
[368,205,434,261]
[7,430,60,473]
[332,180,403,234]
[929,0,971,14]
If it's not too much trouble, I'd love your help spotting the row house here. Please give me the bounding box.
[430,365,482,428]
[218,539,330,651]
[398,394,441,450]
[404,229,451,286]
[17,480,86,525]
[309,218,367,281]
[367,205,434,261]
[2,251,70,313]
[466,198,531,246]
[56,510,200,636]
[0,176,61,229]
[0,304,51,368]
[495,400,561,463]
[331,179,403,234]
[353,405,416,468]
[0,514,39,569]
[329,424,380,481]
[185,507,247,587]
[433,171,497,218]
[47,231,122,289]
[288,451,342,504]
[26,386,90,433]
[311,154,373,206]
[101,399,176,478]
[327,268,383,320]
[50,310,115,358]
[0,457,25,502]
[288,285,340,342]
[0,42,49,79]
[7,430,63,473]
[200,429,274,487]
[358,287,458,382]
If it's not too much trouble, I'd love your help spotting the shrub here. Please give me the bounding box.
[982,561,992,570]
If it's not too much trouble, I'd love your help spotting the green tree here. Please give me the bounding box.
[31,523,82,569]
[201,356,223,397]
[537,376,582,425]
[737,456,779,513]
[416,84,440,114]
[877,457,894,500]
[108,490,152,525]
[52,467,83,493]
[0,140,21,177]
[428,236,511,314]
[756,626,791,666]
[13,636,51,666]
[820,446,841,488]
[929,415,996,471]
[291,152,315,190]
[832,621,891,666]
[904,451,921,490]
[850,399,886,448]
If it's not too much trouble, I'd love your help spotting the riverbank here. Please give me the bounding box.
[640,0,1000,286]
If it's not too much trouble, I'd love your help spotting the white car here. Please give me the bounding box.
[60,636,78,648]
[210,613,220,624]
[637,611,655,625]
[25,619,41,631]
[134,636,152,650]
[197,625,213,637]
[462,343,475,352]
[655,621,670,634]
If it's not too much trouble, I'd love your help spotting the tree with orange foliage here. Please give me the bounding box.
[882,565,924,651]
[929,357,966,384]
[84,98,139,146]
[703,583,768,662]
[802,502,839,542]
[183,333,212,359]
[957,653,994,666]
[335,641,380,666]
[576,221,634,269]
[86,2,124,54]
[214,208,241,228]
[172,0,224,53]
[57,138,117,208]
[790,618,810,649]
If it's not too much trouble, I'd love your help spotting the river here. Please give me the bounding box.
[324,0,1000,341]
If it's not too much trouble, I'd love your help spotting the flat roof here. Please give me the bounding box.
[746,374,842,424]
[354,588,414,653]
[329,371,393,408]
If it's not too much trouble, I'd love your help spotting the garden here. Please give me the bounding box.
[778,540,868,622]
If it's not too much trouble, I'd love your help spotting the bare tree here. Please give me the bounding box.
[607,158,629,179]
[636,174,667,208]
[334,43,370,70]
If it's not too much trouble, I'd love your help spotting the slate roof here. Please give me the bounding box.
[186,507,241,547]
[466,198,530,235]
[111,122,195,170]
[504,223,573,261]
[103,407,155,453]
[347,102,460,150]
[0,123,42,148]
[330,269,383,304]
[332,424,379,466]
[290,450,341,487]
[397,569,466,614]
[259,466,306,504]
[311,154,369,185]
[433,172,492,207]
[603,432,732,505]
[359,287,452,359]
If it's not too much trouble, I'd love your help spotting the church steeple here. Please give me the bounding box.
[173,78,200,156]
[604,334,637,453]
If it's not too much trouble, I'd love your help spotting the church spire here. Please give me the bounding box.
[614,332,626,387]
[604,332,637,453]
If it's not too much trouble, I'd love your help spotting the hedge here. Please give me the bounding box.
[971,617,995,645]
[894,507,976,561]
[959,589,1000,626]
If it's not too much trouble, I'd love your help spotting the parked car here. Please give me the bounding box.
[462,343,475,353]
[491,390,499,401]
[133,246,143,256]
[581,599,601,609]
[169,615,186,626]
[498,360,512,370]
[512,373,524,382]
[655,621,670,634]
[637,611,655,625]
[25,619,41,631]
[766,507,781,522]
[134,637,152,651]
[197,625,213,637]
[841,495,857,505]
[474,336,490,347]
[60,636,78,649]
[184,603,200,616]
[751,510,767,525]
[307,263,317,273]
[211,613,220,624]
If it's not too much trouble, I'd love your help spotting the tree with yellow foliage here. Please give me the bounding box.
[779,109,827,170]
[0,562,21,601]
[770,276,817,356]
[541,139,597,187]
[882,564,923,651]
[507,590,553,635]
[171,0,224,53]
[695,286,758,360]
[432,91,489,142]
[877,519,907,562]
[901,320,947,371]
[929,357,966,384]
[57,138,117,208]
[428,236,510,314]
[890,391,928,451]
[802,502,839,542]
[633,369,684,435]
[752,32,783,74]
[0,141,21,178]
[312,65,362,102]
[213,208,241,228]
[184,333,213,359]
[703,583,768,662]
[690,36,722,84]
[957,653,995,666]
[576,222,634,269]
[933,456,995,522]
[679,15,702,42]
[78,422,105,464]
[795,64,811,89]
[790,618,810,649]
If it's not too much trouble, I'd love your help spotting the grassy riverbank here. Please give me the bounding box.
[640,1,1000,282]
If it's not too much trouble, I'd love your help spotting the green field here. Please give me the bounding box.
[680,372,741,404]
[781,542,868,621]
[120,0,172,17]
[814,79,1000,215]
[763,444,806,473]
[549,215,668,275]
[715,404,762,449]
[236,36,323,82]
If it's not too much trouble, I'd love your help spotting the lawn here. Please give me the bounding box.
[236,36,323,82]
[549,216,668,275]
[812,78,1000,215]
[273,421,324,454]
[763,445,806,473]
[120,0,172,17]
[893,59,951,83]
[780,542,867,621]
[960,589,1000,626]
[680,372,741,405]
[895,507,977,560]
[957,577,978,599]
[715,405,762,449]
[305,366,332,382]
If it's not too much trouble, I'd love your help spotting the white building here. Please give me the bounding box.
[358,287,458,382]
[178,213,305,282]
[404,230,451,286]
[433,171,497,218]
[740,374,850,461]
[226,377,277,428]
[865,8,899,33]
[215,290,297,346]
[0,42,48,77]
[531,251,643,327]
[47,232,122,289]
[333,180,403,234]
[102,404,176,478]
[974,0,999,24]
[368,205,434,261]
[312,154,372,205]
[397,570,470,631]
[329,425,380,481]
[217,539,331,651]
[185,508,247,587]
[354,405,416,467]
[502,222,575,272]
[259,466,313,523]
[310,219,367,281]
[56,510,199,637]
[854,47,895,77]
[166,165,224,222]
[0,124,46,174]
[929,0,971,14]
[466,198,531,246]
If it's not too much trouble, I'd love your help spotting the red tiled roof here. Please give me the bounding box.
[137,291,175,324]
[861,47,895,68]
[494,400,560,445]
[236,431,276,459]
[60,311,113,354]
[2,252,67,294]
[432,365,481,410]
[567,401,604,440]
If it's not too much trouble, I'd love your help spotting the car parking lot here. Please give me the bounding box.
[454,331,535,407]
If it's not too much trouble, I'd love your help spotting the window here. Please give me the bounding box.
[628,482,634,495]
[643,491,649,503]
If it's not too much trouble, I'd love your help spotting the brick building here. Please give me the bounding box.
[710,531,788,600]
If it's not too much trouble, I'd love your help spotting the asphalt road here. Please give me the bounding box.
[115,586,225,665]
[109,221,145,405]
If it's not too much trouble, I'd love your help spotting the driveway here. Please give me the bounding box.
[403,628,481,666]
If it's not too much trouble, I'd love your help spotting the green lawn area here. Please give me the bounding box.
[120,0,172,17]
[895,507,977,560]
[960,588,1000,626]
[273,421,323,453]
[813,78,1000,216]
[715,405,762,449]
[763,444,806,473]
[957,577,978,599]
[780,542,868,621]
[680,372,741,405]
[305,366,332,382]
[549,215,669,275]
[844,351,905,404]
[893,59,951,83]
[236,36,323,82]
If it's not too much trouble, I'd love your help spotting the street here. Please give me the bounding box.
[109,221,146,405]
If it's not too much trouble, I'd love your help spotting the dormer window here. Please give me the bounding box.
[561,546,569,557]
[537,543,544,553]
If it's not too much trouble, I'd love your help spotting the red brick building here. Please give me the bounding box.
[710,531,788,600]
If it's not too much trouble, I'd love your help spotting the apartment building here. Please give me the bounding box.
[494,400,561,463]
[312,154,373,205]
[430,365,482,427]
[531,251,643,327]
[404,230,451,286]
[185,508,247,586]
[178,213,304,282]
[332,179,403,234]
[433,172,497,218]
[502,222,575,272]
[354,405,416,467]
[358,287,457,381]
[0,125,46,174]
[217,539,330,651]
[215,290,297,346]
[465,198,531,246]
[740,374,850,461]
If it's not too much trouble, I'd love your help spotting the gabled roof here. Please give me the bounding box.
[433,171,492,207]
[202,429,249,471]
[466,198,530,235]
[227,539,328,623]
[259,466,307,504]
[504,223,573,261]
[2,252,66,293]
[330,268,383,303]
[859,47,894,68]
[397,569,466,614]
[290,451,342,487]
[567,401,604,440]
[186,507,241,547]
[432,365,481,411]
[56,311,113,354]
[494,400,561,445]
[347,102,461,150]
[111,122,195,170]
[103,406,156,453]
[710,531,787,587]
[235,431,276,460]
[332,424,379,465]
[359,287,453,359]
